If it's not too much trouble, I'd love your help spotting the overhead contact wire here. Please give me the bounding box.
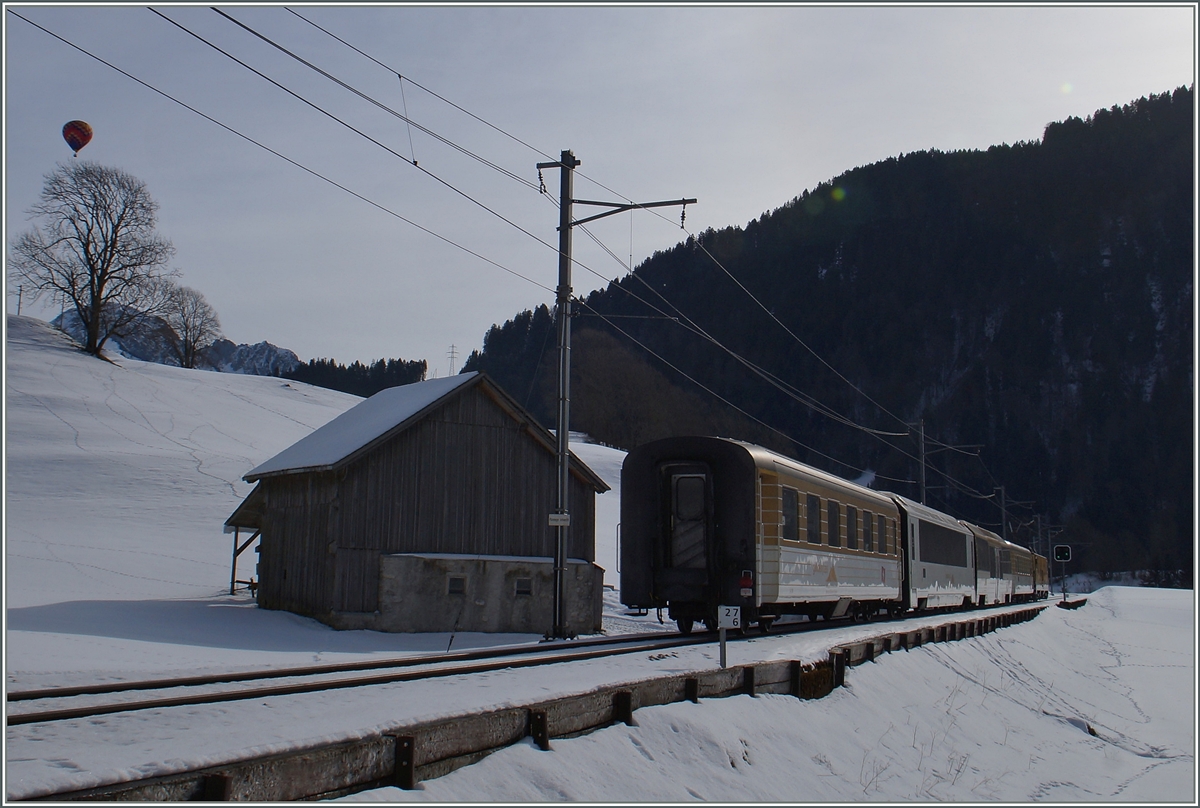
[285,6,555,162]
[151,8,557,261]
[210,8,536,190]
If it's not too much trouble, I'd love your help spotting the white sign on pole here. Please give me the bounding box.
[718,605,741,630]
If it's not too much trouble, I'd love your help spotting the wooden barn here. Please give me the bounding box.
[224,371,610,635]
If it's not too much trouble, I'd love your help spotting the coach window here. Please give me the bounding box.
[877,514,888,555]
[806,493,821,543]
[782,487,799,542]
[827,501,842,548]
[862,509,874,552]
[846,505,859,550]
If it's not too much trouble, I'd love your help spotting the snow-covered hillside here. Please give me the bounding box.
[5,315,357,610]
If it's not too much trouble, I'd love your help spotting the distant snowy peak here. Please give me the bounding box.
[203,338,300,376]
[50,311,299,377]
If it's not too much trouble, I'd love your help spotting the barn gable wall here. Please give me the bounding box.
[254,382,600,622]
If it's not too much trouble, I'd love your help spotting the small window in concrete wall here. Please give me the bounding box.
[448,576,466,595]
[515,578,533,596]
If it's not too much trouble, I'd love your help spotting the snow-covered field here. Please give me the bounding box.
[4,314,1196,801]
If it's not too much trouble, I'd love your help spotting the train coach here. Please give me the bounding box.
[619,436,902,632]
[620,436,1047,633]
[963,522,1045,604]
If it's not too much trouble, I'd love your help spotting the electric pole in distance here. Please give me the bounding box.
[537,149,695,640]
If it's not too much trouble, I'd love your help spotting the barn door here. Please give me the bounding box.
[669,472,709,569]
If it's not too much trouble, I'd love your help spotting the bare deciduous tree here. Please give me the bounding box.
[9,162,178,356]
[161,282,223,369]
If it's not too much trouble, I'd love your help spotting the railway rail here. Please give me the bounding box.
[6,602,1033,729]
[7,631,693,727]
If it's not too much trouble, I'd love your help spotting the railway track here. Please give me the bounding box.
[6,603,1038,728]
[6,631,686,727]
[6,621,811,727]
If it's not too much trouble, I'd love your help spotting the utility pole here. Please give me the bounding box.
[536,149,694,640]
[911,419,927,505]
[447,344,458,376]
[538,149,580,642]
[996,486,1007,542]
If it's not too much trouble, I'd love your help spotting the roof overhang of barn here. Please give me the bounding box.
[224,482,265,532]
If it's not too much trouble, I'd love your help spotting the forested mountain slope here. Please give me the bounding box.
[465,87,1193,576]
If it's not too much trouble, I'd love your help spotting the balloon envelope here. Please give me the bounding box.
[62,120,93,154]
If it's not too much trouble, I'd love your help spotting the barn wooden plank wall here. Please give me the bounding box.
[256,383,598,618]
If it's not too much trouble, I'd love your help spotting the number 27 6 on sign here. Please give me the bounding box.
[718,605,741,629]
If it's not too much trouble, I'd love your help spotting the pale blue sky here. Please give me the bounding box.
[5,3,1195,371]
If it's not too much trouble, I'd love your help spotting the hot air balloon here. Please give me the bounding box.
[62,120,93,156]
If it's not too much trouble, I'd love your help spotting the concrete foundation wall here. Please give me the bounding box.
[330,554,603,635]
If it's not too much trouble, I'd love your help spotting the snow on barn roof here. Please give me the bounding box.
[245,373,477,480]
[243,372,610,493]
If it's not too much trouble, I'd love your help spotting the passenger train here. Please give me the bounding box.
[620,436,1049,634]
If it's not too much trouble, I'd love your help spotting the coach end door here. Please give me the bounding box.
[657,463,712,605]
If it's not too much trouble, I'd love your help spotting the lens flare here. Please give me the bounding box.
[831,187,846,202]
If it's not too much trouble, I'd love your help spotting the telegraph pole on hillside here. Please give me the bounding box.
[537,149,695,640]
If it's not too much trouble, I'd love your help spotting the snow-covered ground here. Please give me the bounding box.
[4,314,1196,801]
[349,587,1195,803]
